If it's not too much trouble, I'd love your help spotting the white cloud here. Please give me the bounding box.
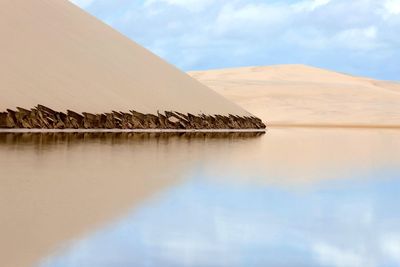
[294,0,331,11]
[333,26,379,50]
[384,0,400,15]
[312,243,369,267]
[381,235,400,263]
[146,0,213,12]
[214,3,289,36]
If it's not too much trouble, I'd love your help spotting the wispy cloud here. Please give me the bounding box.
[312,243,367,267]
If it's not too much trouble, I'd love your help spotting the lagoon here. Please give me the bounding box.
[1,129,400,267]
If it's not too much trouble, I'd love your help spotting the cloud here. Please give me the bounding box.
[333,26,380,50]
[71,0,400,80]
[381,235,400,264]
[384,0,400,15]
[145,0,213,12]
[312,243,367,267]
[294,0,332,11]
[214,3,289,37]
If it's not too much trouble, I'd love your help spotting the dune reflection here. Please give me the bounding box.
[0,132,262,267]
[1,129,399,267]
[204,128,400,185]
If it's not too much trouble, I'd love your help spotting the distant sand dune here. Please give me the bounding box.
[189,64,400,127]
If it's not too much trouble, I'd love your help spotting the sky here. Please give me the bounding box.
[69,0,400,81]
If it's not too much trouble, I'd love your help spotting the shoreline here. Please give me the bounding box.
[268,123,400,129]
[0,128,266,133]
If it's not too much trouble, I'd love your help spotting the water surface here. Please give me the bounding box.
[1,129,399,267]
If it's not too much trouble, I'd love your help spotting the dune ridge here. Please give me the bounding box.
[189,64,400,127]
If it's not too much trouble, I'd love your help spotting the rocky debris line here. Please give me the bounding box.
[0,105,266,130]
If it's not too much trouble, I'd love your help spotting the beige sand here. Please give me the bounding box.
[189,65,400,126]
[0,0,248,117]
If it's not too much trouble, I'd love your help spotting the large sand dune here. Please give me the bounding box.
[0,0,248,118]
[189,65,400,127]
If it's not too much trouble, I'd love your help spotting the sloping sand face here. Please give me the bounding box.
[189,65,400,127]
[0,0,264,130]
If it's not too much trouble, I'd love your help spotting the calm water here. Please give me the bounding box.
[1,129,400,267]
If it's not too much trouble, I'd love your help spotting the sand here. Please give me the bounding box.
[189,64,400,127]
[0,0,248,117]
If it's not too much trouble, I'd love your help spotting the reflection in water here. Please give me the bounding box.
[0,132,263,267]
[1,129,400,267]
[0,132,264,148]
[40,174,400,267]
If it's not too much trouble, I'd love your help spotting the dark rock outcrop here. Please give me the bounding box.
[0,105,266,130]
[0,112,8,128]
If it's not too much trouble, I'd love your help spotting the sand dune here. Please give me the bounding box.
[0,0,248,117]
[189,65,400,127]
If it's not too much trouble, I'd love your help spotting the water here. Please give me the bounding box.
[1,129,400,267]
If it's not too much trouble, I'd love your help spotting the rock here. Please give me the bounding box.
[0,105,266,130]
[108,111,121,129]
[54,112,66,129]
[214,115,230,129]
[120,112,133,129]
[102,113,114,129]
[29,109,44,128]
[164,112,179,124]
[0,112,8,128]
[130,111,160,129]
[130,110,146,129]
[98,114,107,128]
[243,116,257,129]
[82,112,100,129]
[158,111,175,129]
[60,111,73,129]
[249,116,266,129]
[171,112,190,128]
[36,105,59,128]
[15,107,33,128]
[6,109,19,128]
[144,114,160,129]
[164,111,184,129]
[67,110,84,129]
[228,114,241,129]
[188,113,205,129]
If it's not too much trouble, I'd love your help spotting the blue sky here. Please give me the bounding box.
[70,0,400,80]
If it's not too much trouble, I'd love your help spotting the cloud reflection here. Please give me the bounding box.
[39,170,400,267]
